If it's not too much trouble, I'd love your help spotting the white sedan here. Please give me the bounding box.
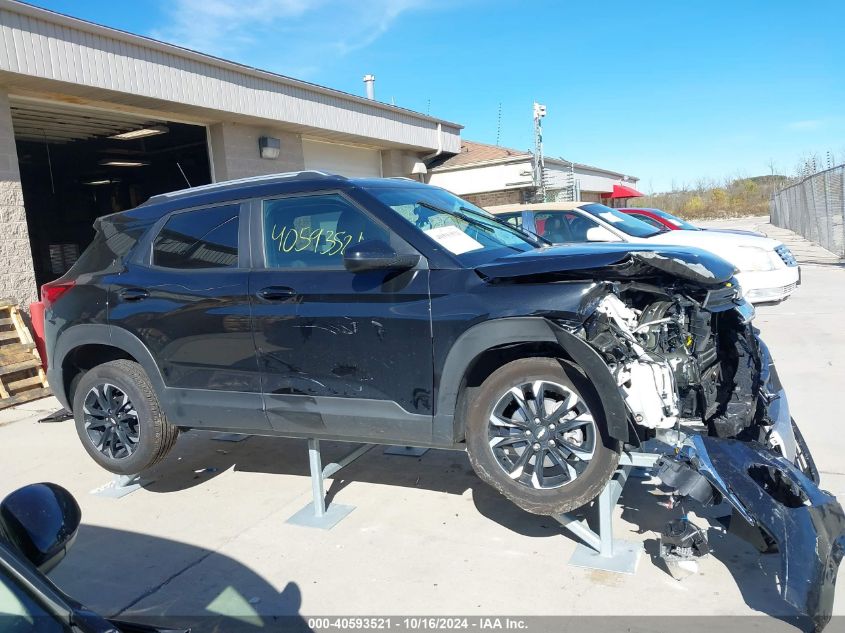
[487,202,800,304]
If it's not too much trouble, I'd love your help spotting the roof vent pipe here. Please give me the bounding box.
[363,74,375,100]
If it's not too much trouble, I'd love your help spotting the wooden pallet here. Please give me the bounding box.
[0,299,50,410]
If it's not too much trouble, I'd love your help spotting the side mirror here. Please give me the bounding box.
[585,226,621,242]
[0,483,81,573]
[344,239,420,273]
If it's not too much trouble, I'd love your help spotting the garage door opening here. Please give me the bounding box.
[12,100,212,288]
[302,138,382,178]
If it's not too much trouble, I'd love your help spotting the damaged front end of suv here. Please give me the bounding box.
[576,252,843,627]
[481,244,808,459]
[479,243,843,628]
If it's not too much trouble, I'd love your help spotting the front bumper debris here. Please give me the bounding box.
[657,435,845,631]
[659,517,710,580]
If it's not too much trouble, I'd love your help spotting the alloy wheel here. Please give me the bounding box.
[82,383,140,459]
[488,380,597,489]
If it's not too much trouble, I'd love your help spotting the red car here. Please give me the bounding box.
[620,207,764,237]
[619,207,697,230]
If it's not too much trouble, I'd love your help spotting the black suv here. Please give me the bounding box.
[42,172,812,515]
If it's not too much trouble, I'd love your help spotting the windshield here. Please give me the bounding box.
[368,186,541,263]
[580,203,664,238]
[648,208,700,230]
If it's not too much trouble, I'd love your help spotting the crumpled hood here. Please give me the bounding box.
[475,242,738,285]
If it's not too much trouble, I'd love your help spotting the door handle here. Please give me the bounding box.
[119,288,149,302]
[257,286,297,301]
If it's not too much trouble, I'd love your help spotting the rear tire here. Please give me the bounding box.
[466,357,619,515]
[72,359,179,475]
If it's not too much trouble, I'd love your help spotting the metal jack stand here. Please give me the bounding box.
[286,439,375,530]
[90,473,146,499]
[555,451,659,574]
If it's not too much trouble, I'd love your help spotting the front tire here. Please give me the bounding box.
[466,357,620,515]
[72,359,179,475]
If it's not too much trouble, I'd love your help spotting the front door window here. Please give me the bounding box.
[535,211,601,243]
[262,194,388,269]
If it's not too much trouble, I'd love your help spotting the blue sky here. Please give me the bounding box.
[28,0,845,192]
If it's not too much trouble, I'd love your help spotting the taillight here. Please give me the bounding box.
[41,280,76,308]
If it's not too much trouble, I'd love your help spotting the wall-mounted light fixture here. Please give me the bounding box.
[411,161,428,175]
[259,136,281,159]
[411,161,428,182]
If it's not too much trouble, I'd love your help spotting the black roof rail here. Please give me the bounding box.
[144,170,344,204]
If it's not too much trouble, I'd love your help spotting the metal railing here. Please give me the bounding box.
[770,164,845,257]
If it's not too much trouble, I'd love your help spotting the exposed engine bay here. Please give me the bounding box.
[582,282,775,447]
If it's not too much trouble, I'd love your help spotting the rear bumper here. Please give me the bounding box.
[44,306,69,409]
[735,265,800,304]
[46,367,69,410]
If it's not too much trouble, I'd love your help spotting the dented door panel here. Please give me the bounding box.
[253,266,434,440]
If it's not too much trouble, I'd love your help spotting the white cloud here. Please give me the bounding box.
[787,119,825,131]
[150,0,431,75]
[150,0,312,54]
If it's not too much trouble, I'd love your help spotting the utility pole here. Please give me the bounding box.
[533,102,547,201]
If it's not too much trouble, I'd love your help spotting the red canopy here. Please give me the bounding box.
[601,184,644,199]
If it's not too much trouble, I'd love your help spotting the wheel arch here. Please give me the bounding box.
[435,317,630,445]
[51,324,168,414]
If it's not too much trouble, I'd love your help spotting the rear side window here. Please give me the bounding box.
[153,204,240,269]
[67,233,115,276]
[68,217,148,276]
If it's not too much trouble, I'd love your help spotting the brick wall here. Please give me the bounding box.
[580,191,603,203]
[0,89,37,310]
[209,122,305,181]
[463,189,525,208]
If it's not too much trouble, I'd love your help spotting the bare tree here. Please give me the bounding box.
[766,158,778,177]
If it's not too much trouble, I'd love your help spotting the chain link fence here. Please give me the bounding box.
[770,164,845,257]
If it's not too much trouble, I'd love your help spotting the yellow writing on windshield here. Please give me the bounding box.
[270,225,365,256]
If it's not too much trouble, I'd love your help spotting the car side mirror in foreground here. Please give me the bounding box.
[344,239,420,273]
[585,226,621,242]
[0,483,81,574]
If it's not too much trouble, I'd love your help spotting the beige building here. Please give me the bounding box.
[428,140,641,207]
[0,0,461,309]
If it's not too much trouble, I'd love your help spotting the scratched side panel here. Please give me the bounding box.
[428,270,598,445]
[252,267,434,442]
[429,271,593,397]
